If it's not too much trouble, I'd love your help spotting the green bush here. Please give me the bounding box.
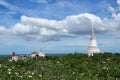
[0,53,120,80]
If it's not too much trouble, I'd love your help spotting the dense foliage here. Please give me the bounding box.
[0,53,120,80]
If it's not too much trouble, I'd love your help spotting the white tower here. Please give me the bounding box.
[86,22,101,56]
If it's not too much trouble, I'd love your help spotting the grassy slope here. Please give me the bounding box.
[0,53,120,80]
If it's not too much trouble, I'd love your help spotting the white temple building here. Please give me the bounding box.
[86,22,101,56]
[38,51,45,57]
[31,51,45,57]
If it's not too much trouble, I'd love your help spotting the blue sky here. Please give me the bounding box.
[0,0,120,54]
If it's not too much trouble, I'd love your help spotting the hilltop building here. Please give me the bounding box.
[38,51,45,57]
[31,51,45,57]
[9,52,18,61]
[86,22,101,56]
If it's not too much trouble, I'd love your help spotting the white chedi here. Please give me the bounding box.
[86,22,101,56]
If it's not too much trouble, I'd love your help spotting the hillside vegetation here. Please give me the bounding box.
[0,53,120,80]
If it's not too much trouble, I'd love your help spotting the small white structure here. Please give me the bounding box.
[11,56,18,61]
[31,51,45,57]
[38,51,45,57]
[86,22,101,56]
[31,52,38,57]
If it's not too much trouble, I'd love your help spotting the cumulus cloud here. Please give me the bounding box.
[64,13,105,35]
[11,15,72,41]
[9,13,107,41]
[0,11,119,41]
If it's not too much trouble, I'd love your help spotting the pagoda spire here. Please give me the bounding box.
[91,22,95,39]
[86,22,101,56]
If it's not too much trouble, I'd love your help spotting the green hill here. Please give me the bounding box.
[0,53,120,80]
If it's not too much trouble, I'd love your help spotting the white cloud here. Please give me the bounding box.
[107,0,120,18]
[21,15,63,30]
[106,0,120,35]
[106,13,120,36]
[0,12,119,41]
[0,26,6,34]
[9,13,107,41]
[11,15,72,41]
[64,13,105,35]
[0,26,11,35]
[117,0,120,5]
[0,0,11,7]
[108,5,116,17]
[0,0,18,11]
[0,0,28,15]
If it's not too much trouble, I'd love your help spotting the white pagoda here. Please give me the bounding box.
[86,22,101,56]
